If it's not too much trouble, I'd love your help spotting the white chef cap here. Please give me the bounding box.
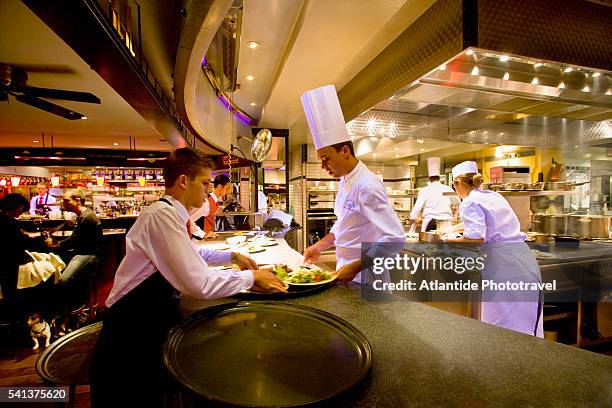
[452,161,478,178]
[300,85,350,150]
[427,157,441,177]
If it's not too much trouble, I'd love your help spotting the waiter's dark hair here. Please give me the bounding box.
[213,174,230,187]
[0,193,29,212]
[163,147,214,188]
[330,141,355,156]
[429,176,440,182]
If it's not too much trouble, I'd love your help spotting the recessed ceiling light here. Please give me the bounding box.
[246,41,260,49]
[81,116,87,120]
[394,147,399,151]
[373,154,377,157]
[470,66,479,76]
[531,77,539,85]
[466,49,474,56]
[592,72,601,78]
[420,148,425,151]
[416,139,424,143]
[499,55,509,62]
[564,67,573,73]
[503,72,510,80]
[249,102,257,106]
[32,140,39,143]
[534,63,542,68]
[113,143,119,146]
[395,154,400,158]
[246,75,254,81]
[574,145,579,148]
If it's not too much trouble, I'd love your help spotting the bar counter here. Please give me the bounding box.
[182,237,612,407]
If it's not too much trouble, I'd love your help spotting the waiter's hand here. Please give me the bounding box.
[303,244,322,264]
[205,231,218,239]
[251,268,287,293]
[335,260,361,283]
[232,252,258,271]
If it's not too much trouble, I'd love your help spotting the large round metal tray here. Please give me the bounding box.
[232,281,334,300]
[36,321,102,385]
[163,302,372,407]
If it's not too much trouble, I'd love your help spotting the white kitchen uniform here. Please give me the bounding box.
[331,161,405,281]
[459,187,543,337]
[410,182,458,232]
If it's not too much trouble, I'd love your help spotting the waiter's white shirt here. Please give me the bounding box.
[409,181,459,231]
[330,161,405,270]
[29,193,57,215]
[105,195,253,307]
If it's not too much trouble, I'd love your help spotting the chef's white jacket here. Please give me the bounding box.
[331,161,405,277]
[409,181,459,232]
[105,195,252,307]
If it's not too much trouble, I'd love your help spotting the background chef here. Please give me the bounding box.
[444,160,543,338]
[300,85,405,283]
[409,157,459,232]
[29,182,57,215]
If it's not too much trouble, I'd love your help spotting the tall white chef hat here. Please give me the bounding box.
[427,157,441,177]
[300,85,350,150]
[452,161,478,178]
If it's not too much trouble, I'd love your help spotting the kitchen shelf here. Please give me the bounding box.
[443,190,582,196]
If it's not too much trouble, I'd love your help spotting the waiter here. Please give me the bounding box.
[29,182,56,215]
[300,85,405,282]
[409,157,459,232]
[198,174,231,233]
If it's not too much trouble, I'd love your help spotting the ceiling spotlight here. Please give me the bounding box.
[394,147,399,151]
[582,86,590,92]
[373,154,377,158]
[503,72,510,80]
[470,66,479,76]
[113,143,119,146]
[416,139,424,143]
[558,82,565,89]
[466,49,474,56]
[420,148,425,151]
[246,41,260,49]
[249,102,257,106]
[531,77,539,85]
[33,140,39,143]
[574,145,579,148]
[564,67,573,73]
[499,55,509,62]
[81,116,87,120]
[593,72,601,78]
[246,75,254,81]
[534,63,543,68]
[439,64,446,71]
[395,154,400,158]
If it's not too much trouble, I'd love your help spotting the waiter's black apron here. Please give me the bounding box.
[89,199,181,407]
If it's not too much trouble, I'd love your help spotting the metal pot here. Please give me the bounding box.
[504,182,525,191]
[524,182,545,191]
[544,181,590,191]
[530,214,547,233]
[543,215,568,236]
[567,215,611,238]
[419,231,442,243]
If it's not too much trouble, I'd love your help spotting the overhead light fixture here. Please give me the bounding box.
[395,154,400,158]
[51,176,60,187]
[246,75,254,81]
[11,176,21,187]
[246,41,260,49]
[592,72,601,78]
[81,116,87,120]
[249,102,257,106]
[466,49,474,56]
[574,145,579,148]
[534,62,543,68]
[416,139,424,144]
[373,153,377,158]
[420,148,425,151]
[0,179,6,187]
[503,72,510,80]
[606,89,612,95]
[33,140,39,143]
[470,66,479,76]
[113,142,119,146]
[499,55,509,62]
[564,67,573,73]
[438,64,446,71]
[558,82,565,89]
[582,86,590,92]
[531,77,539,85]
[394,147,399,151]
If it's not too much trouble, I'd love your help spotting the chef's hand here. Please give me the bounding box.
[232,252,258,271]
[303,244,322,264]
[251,268,287,293]
[334,259,361,283]
[205,231,218,239]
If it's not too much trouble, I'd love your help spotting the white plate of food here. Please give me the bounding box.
[248,245,265,254]
[272,264,336,286]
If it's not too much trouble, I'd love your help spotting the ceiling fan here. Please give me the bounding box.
[0,62,100,120]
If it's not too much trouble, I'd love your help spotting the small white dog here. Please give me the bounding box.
[27,313,51,350]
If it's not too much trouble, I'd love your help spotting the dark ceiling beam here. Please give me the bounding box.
[21,0,224,154]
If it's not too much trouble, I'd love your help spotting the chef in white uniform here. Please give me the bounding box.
[300,85,405,282]
[445,161,543,337]
[409,157,459,232]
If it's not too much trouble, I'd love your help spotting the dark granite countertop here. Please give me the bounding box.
[181,284,612,407]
